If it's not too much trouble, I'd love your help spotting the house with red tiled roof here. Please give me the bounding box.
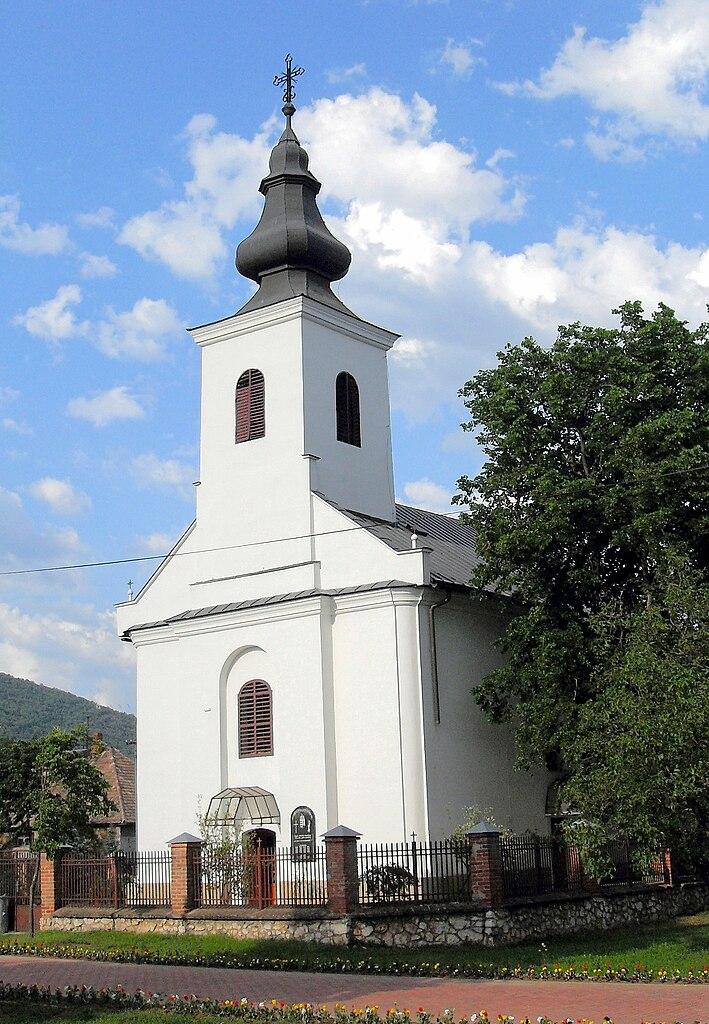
[92,746,136,852]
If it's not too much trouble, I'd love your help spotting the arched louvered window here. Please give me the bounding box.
[235,369,265,443]
[238,679,273,758]
[336,371,361,447]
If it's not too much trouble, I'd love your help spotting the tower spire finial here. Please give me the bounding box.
[273,53,305,127]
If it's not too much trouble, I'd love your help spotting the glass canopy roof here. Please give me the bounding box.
[206,787,281,827]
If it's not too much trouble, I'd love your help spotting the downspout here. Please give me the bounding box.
[428,585,451,724]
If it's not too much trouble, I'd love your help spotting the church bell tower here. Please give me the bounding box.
[190,56,397,545]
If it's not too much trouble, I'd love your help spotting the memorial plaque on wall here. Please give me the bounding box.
[291,806,316,861]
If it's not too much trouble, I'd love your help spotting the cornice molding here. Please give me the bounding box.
[189,296,398,351]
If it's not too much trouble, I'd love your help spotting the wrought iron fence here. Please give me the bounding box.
[602,841,669,887]
[0,851,41,905]
[357,839,470,905]
[500,835,669,901]
[192,843,328,909]
[58,850,171,908]
[500,834,586,900]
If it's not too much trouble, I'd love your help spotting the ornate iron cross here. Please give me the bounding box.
[273,53,305,106]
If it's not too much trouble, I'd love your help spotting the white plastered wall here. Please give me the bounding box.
[133,596,333,851]
[421,592,550,839]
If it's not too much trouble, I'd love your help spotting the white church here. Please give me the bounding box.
[116,73,550,852]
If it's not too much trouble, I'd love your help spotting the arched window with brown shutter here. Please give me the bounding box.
[336,371,361,447]
[238,679,273,757]
[235,369,265,443]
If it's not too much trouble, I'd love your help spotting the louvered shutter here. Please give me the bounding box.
[238,679,273,757]
[235,369,265,443]
[336,372,361,447]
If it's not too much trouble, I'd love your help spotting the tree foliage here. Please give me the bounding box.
[455,302,708,870]
[0,726,114,857]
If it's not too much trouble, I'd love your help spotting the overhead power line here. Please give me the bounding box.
[1,462,705,578]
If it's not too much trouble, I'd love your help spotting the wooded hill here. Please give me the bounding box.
[0,672,136,755]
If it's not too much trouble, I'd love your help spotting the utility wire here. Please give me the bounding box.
[1,463,706,578]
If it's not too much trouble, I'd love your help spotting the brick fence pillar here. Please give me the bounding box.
[323,825,361,914]
[662,848,673,886]
[39,851,63,919]
[168,833,202,916]
[468,821,504,909]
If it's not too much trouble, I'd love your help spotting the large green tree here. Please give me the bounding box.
[0,726,114,932]
[455,302,708,872]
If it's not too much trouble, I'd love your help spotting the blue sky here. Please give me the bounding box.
[1,0,707,713]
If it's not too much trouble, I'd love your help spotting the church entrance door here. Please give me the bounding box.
[245,828,276,908]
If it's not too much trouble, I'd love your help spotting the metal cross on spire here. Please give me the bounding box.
[273,53,305,120]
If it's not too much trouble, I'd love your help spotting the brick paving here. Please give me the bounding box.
[1,956,708,1022]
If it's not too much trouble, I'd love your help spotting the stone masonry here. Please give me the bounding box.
[42,881,708,948]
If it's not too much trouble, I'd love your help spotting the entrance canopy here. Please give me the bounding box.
[206,787,280,827]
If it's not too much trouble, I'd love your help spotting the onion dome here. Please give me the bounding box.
[235,58,354,316]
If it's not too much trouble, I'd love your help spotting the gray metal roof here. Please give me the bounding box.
[121,503,485,640]
[122,579,417,637]
[335,501,482,590]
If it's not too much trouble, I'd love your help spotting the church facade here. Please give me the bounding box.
[116,83,549,851]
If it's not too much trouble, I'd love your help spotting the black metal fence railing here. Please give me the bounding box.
[357,839,470,905]
[0,851,41,905]
[117,850,172,907]
[499,835,670,901]
[192,843,328,909]
[500,835,586,900]
[58,850,171,909]
[602,840,669,887]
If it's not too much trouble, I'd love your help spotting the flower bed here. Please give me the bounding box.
[0,940,707,984]
[0,983,702,1024]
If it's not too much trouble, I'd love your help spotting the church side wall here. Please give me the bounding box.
[421,593,549,839]
[331,589,428,843]
[134,598,333,850]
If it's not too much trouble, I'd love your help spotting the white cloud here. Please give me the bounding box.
[300,89,524,229]
[439,38,483,78]
[76,206,116,229]
[402,478,454,514]
[14,288,181,362]
[120,90,524,284]
[326,63,367,84]
[119,114,270,280]
[500,0,709,158]
[465,223,709,330]
[66,386,145,427]
[137,531,178,555]
[13,284,88,342]
[0,602,135,712]
[95,298,183,361]
[28,477,91,516]
[390,337,435,366]
[0,195,69,254]
[131,453,195,496]
[485,148,515,168]
[0,486,85,569]
[343,201,460,281]
[0,386,20,404]
[688,248,709,287]
[79,252,118,278]
[2,417,32,435]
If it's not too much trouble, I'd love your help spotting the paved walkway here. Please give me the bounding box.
[1,956,707,1023]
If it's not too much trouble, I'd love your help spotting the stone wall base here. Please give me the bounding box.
[41,882,708,948]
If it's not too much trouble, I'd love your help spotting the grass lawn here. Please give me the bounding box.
[0,1009,185,1024]
[0,1008,233,1024]
[1,912,707,978]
